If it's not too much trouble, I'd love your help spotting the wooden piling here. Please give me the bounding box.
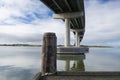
[41,32,57,76]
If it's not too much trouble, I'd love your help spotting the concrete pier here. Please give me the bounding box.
[64,19,70,47]
[57,47,89,54]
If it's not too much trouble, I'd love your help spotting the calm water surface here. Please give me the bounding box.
[0,46,120,80]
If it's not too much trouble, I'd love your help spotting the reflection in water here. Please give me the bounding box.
[0,47,41,80]
[0,66,36,80]
[57,48,120,71]
[84,48,120,71]
[57,53,86,71]
[71,60,85,71]
[0,47,120,80]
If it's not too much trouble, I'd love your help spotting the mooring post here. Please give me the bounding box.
[41,32,57,76]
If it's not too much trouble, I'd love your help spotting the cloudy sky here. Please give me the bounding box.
[0,0,120,46]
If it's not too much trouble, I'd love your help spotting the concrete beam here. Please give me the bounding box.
[71,29,85,32]
[57,47,89,54]
[53,12,84,19]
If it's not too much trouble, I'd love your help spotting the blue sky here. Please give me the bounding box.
[0,0,120,46]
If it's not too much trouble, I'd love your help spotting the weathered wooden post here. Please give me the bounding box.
[41,32,57,76]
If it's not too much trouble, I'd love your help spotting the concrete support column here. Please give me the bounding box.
[75,31,80,47]
[64,19,70,47]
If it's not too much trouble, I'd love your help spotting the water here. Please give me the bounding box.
[0,46,120,80]
[0,46,41,80]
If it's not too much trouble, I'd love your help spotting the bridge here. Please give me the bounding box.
[33,0,120,80]
[40,0,85,47]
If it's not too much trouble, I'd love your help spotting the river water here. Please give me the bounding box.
[0,46,120,80]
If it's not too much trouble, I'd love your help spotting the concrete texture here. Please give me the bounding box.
[44,72,120,80]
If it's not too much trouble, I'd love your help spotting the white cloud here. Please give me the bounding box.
[81,0,120,46]
[0,0,63,44]
[0,18,65,44]
[0,0,50,24]
[0,0,120,46]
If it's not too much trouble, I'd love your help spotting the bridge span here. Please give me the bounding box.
[40,0,85,47]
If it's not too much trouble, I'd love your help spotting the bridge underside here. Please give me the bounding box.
[40,0,85,47]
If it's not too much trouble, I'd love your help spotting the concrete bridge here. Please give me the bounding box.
[40,0,85,47]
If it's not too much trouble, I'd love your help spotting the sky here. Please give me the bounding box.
[0,0,120,46]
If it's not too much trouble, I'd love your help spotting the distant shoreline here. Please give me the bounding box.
[81,45,113,48]
[0,44,41,47]
[0,44,114,48]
